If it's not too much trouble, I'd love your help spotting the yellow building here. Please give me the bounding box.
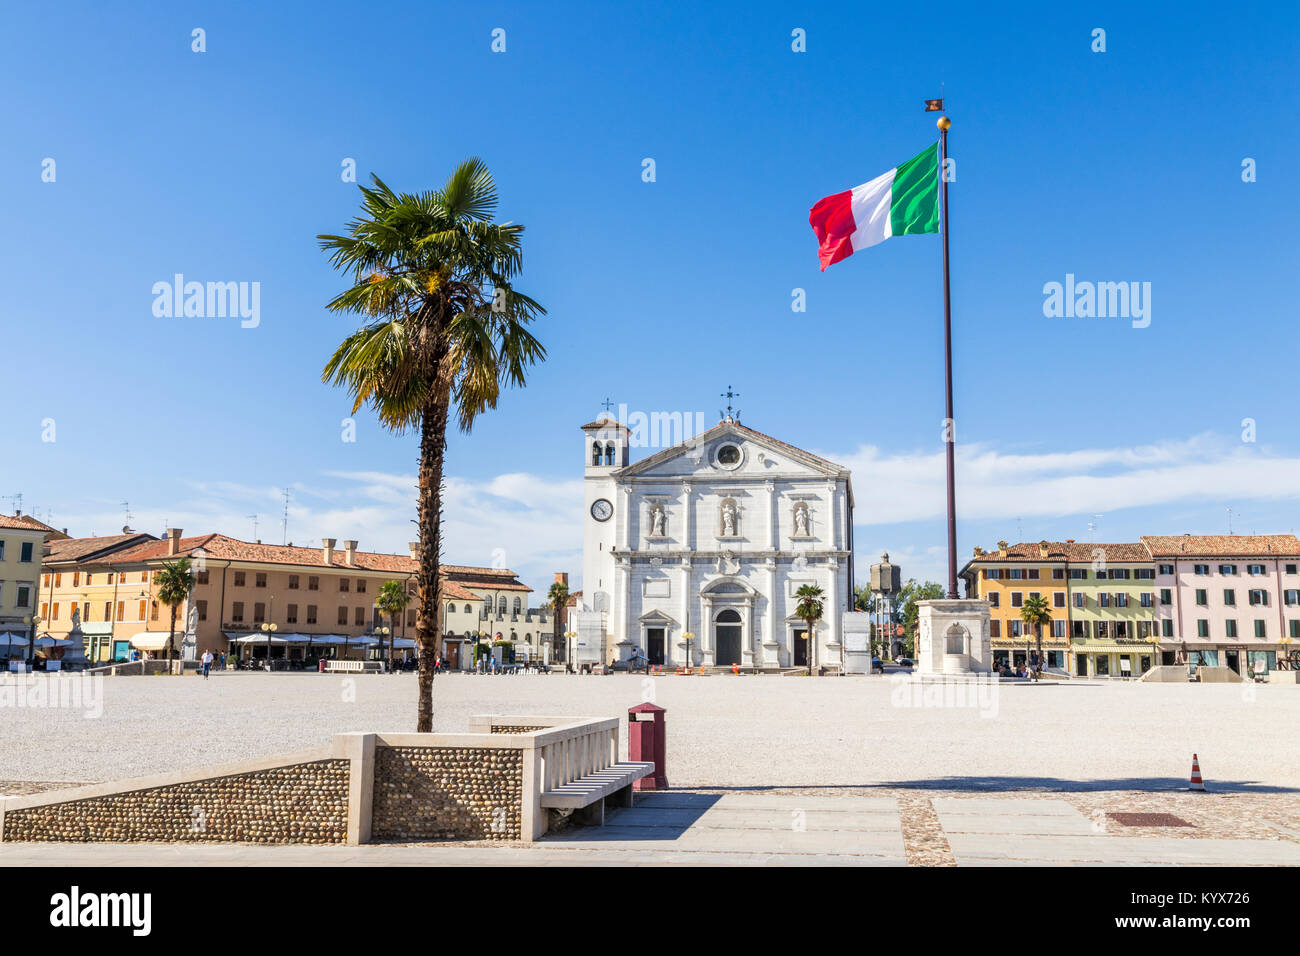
[0,513,51,650]
[960,540,1072,669]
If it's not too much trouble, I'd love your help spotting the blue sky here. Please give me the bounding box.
[3,0,1297,596]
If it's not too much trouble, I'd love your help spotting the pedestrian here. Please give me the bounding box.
[200,649,213,680]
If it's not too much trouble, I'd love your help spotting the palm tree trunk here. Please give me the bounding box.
[1036,623,1044,677]
[389,612,396,671]
[806,620,813,677]
[167,606,177,666]
[415,383,451,732]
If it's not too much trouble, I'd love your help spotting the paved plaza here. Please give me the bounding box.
[3,672,1299,865]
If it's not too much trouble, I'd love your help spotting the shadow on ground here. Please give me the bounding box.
[681,778,1300,794]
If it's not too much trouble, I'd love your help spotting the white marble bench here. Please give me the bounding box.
[541,761,654,826]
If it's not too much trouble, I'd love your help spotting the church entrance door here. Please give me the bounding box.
[792,627,808,667]
[714,609,742,666]
[646,628,665,666]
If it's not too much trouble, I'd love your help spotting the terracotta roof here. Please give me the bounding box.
[0,514,55,532]
[580,418,630,431]
[439,580,481,602]
[963,540,1150,568]
[45,533,157,564]
[103,533,532,591]
[1140,534,1300,558]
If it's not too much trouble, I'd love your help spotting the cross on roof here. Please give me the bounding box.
[600,397,615,413]
[720,386,741,422]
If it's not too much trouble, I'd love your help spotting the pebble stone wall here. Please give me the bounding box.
[371,746,523,841]
[2,759,350,844]
[490,725,547,733]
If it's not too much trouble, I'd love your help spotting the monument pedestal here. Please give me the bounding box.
[915,599,992,681]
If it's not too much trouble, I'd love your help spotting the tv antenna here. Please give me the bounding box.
[6,493,21,514]
[280,488,292,545]
[1088,514,1103,541]
[248,514,259,540]
[121,501,134,531]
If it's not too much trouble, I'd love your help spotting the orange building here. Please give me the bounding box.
[960,540,1072,669]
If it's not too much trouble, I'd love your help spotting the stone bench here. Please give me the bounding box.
[541,761,654,825]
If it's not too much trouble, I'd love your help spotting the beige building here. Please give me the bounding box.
[40,529,536,666]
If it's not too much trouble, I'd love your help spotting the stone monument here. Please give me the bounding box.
[915,598,992,680]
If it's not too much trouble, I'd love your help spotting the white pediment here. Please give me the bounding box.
[617,422,845,482]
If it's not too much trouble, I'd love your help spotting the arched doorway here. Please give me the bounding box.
[715,609,742,666]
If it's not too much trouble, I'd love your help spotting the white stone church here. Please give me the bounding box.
[574,414,855,669]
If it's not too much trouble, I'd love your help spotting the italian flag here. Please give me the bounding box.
[808,144,940,271]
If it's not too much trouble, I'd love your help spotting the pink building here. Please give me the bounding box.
[1143,534,1300,674]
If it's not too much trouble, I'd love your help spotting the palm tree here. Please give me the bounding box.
[320,160,545,732]
[795,584,825,677]
[547,579,569,665]
[154,558,196,667]
[1019,594,1052,678]
[376,580,411,671]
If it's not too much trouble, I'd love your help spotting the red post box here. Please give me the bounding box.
[628,702,667,790]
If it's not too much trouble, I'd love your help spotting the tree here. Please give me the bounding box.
[794,584,825,676]
[153,558,196,666]
[1019,594,1052,678]
[320,160,545,731]
[376,580,411,670]
[897,578,945,644]
[853,585,875,612]
[547,579,569,665]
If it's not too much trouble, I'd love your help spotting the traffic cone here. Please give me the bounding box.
[1188,753,1206,791]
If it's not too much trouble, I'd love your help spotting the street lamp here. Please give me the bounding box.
[260,621,277,670]
[375,625,391,671]
[681,631,695,673]
[23,614,40,668]
[563,630,577,673]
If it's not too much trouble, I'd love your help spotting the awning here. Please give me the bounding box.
[0,632,30,647]
[224,631,298,644]
[128,632,181,651]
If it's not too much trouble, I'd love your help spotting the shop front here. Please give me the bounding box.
[992,638,1069,671]
[1070,639,1157,678]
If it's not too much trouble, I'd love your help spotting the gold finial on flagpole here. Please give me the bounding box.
[937,115,951,131]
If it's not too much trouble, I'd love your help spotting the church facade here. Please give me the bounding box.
[577,415,855,669]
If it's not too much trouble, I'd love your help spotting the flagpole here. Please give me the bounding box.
[938,114,958,599]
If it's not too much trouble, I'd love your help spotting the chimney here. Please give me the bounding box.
[997,540,1009,559]
[1038,540,1050,559]
[167,528,182,556]
[554,572,569,587]
[1066,539,1075,544]
[344,540,358,566]
[322,538,336,564]
[408,541,419,561]
[973,546,984,557]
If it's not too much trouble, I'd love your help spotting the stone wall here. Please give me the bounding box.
[370,746,522,841]
[2,759,349,843]
[490,725,547,733]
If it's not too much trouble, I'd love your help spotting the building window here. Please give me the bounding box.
[1141,592,1153,608]
[20,542,33,562]
[1225,619,1237,639]
[1160,588,1171,605]
[1285,589,1300,606]
[1069,569,1086,579]
[986,569,1001,579]
[1135,569,1155,580]
[308,576,319,591]
[605,442,615,466]
[104,601,112,621]
[1248,564,1266,576]
[513,597,522,614]
[1162,620,1173,637]
[1028,568,1040,580]
[1286,564,1297,575]
[1112,569,1130,580]
[592,442,602,466]
[338,607,349,625]
[1224,589,1236,606]
[1053,592,1065,608]
[1052,568,1064,580]
[1197,619,1209,638]
[1009,569,1023,580]
[1009,620,1021,637]
[151,601,159,621]
[254,603,266,624]
[1291,621,1300,639]
[16,585,30,609]
[1099,593,1111,608]
[464,604,472,613]
[234,572,246,587]
[1072,621,1088,638]
[286,604,298,624]
[1219,565,1237,576]
[1249,590,1269,606]
[117,601,125,621]
[1195,589,1207,606]
[256,573,267,588]
[232,602,244,623]
[407,610,417,627]
[72,572,79,587]
[989,620,1000,638]
[1115,593,1129,608]
[196,570,210,585]
[1010,592,1023,608]
[987,592,999,608]
[1194,565,1209,576]
[1095,621,1110,639]
[357,579,367,594]
[306,605,318,625]
[288,575,299,590]
[354,607,365,626]
[197,600,208,622]
[1052,620,1066,638]
[54,573,62,588]
[137,600,146,620]
[1159,564,1174,575]
[339,578,350,592]
[1254,619,1267,638]
[1073,592,1085,608]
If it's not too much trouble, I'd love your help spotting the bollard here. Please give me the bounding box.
[628,702,668,790]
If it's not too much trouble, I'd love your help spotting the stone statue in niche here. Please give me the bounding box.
[794,505,809,536]
[650,504,666,537]
[721,500,737,536]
